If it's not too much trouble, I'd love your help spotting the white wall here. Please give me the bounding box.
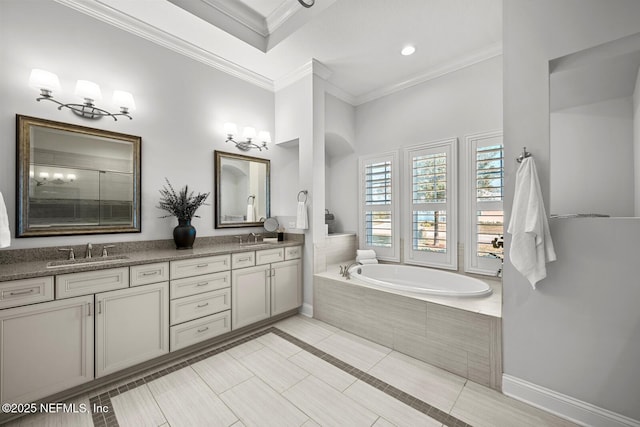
[550,97,634,217]
[504,0,640,421]
[352,56,503,249]
[0,0,280,250]
[325,93,356,234]
[634,68,640,216]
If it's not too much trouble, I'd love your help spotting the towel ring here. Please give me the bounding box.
[247,195,255,205]
[297,190,308,203]
[516,146,532,163]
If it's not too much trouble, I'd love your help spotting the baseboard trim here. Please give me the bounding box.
[502,374,640,427]
[299,303,313,318]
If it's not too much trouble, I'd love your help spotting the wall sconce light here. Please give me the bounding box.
[224,122,271,151]
[31,170,77,186]
[28,69,136,121]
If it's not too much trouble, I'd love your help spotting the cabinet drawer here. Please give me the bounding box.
[170,310,231,352]
[170,271,230,300]
[170,255,230,279]
[170,288,230,326]
[284,246,302,260]
[56,267,129,299]
[255,248,284,265]
[232,251,255,269]
[0,276,54,309]
[130,262,169,287]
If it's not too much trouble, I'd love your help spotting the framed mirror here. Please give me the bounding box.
[214,150,270,228]
[16,115,141,237]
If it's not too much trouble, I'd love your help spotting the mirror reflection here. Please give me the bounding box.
[214,151,270,228]
[549,32,640,218]
[17,115,141,236]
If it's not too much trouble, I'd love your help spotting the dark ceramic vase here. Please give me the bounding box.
[173,219,196,249]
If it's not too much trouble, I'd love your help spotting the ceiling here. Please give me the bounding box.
[56,0,503,105]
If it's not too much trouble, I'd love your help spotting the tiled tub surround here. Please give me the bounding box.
[314,266,502,390]
[0,236,303,424]
[5,316,575,427]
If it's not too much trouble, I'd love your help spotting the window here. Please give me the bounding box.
[404,139,457,269]
[358,152,400,261]
[464,131,504,275]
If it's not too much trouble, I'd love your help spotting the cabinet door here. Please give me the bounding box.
[271,259,302,316]
[0,295,94,404]
[232,265,270,329]
[95,282,169,377]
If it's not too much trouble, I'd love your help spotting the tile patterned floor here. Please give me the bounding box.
[5,315,577,427]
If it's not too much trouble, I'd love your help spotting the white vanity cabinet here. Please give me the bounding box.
[169,256,232,351]
[0,295,94,405]
[95,281,169,377]
[232,246,302,329]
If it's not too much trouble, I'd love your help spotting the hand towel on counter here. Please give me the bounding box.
[507,157,556,289]
[357,258,378,265]
[0,192,10,248]
[296,201,308,230]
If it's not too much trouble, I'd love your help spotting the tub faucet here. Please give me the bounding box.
[340,261,362,280]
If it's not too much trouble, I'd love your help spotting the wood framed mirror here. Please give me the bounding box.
[214,150,270,228]
[16,115,141,237]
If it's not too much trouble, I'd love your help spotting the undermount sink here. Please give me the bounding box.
[46,255,129,269]
[240,241,278,247]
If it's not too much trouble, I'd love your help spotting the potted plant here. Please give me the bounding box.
[157,178,210,249]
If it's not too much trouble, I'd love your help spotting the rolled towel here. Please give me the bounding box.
[356,249,377,259]
[357,258,378,265]
[0,192,10,248]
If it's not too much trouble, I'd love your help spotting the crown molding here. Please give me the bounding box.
[190,0,268,37]
[274,58,332,91]
[265,0,300,34]
[54,0,274,91]
[354,42,503,105]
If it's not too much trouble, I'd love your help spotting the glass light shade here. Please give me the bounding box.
[28,69,61,92]
[74,80,102,101]
[53,173,64,180]
[112,90,136,110]
[39,172,49,179]
[224,122,238,135]
[242,126,256,140]
[258,131,271,143]
[67,174,76,181]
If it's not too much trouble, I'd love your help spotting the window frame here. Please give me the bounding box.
[358,151,400,262]
[463,130,504,276]
[403,138,458,270]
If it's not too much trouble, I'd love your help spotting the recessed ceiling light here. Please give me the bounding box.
[401,45,416,56]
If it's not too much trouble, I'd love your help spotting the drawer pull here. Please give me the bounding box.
[197,327,209,333]
[196,282,209,287]
[98,301,102,314]
[8,288,36,296]
[196,264,208,268]
[88,302,92,317]
[197,302,209,308]
[238,257,251,262]
[142,271,158,276]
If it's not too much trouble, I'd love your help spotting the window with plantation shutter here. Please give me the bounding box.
[358,152,399,261]
[404,139,457,269]
[464,131,504,276]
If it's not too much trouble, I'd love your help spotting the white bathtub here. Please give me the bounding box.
[349,263,493,297]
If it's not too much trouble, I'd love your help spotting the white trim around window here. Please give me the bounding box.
[463,130,504,276]
[403,138,457,270]
[358,151,400,262]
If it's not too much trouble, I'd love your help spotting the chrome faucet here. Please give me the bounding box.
[340,261,363,280]
[58,248,75,260]
[86,243,93,259]
[249,232,259,243]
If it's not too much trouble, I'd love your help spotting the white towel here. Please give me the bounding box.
[356,258,378,265]
[507,157,556,289]
[356,249,377,259]
[246,204,255,222]
[296,201,308,229]
[0,192,10,248]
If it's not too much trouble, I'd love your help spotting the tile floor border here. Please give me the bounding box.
[83,326,472,427]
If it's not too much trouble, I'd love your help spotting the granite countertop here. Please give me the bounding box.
[0,240,303,282]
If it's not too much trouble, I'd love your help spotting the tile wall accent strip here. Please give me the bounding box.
[83,325,472,427]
